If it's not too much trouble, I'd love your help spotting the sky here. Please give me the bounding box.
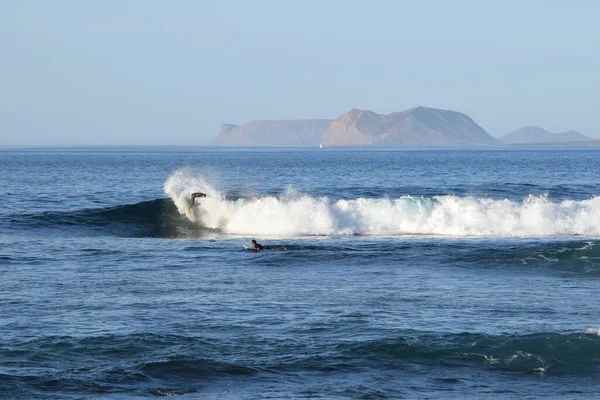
[1,0,599,145]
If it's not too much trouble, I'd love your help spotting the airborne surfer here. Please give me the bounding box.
[190,192,207,206]
[185,192,206,216]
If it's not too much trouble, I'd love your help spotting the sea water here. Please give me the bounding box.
[1,147,600,399]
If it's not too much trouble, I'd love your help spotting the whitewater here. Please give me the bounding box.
[165,169,600,237]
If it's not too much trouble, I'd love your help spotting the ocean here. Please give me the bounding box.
[1,147,600,399]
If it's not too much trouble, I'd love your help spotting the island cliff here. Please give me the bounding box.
[209,120,332,147]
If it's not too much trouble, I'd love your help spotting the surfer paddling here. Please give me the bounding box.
[247,240,285,251]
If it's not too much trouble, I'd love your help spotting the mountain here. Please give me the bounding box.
[321,107,500,147]
[209,120,332,147]
[499,127,590,144]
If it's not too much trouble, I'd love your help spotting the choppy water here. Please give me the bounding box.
[1,147,600,399]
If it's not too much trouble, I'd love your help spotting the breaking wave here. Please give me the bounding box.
[165,170,600,237]
[6,169,600,239]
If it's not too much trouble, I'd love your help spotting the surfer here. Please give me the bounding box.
[251,239,264,251]
[185,192,206,216]
[190,192,207,206]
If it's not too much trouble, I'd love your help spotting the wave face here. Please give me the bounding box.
[164,170,600,237]
[5,198,202,238]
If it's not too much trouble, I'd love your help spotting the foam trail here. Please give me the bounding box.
[164,171,600,237]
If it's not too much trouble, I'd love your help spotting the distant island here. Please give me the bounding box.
[499,126,590,144]
[210,107,500,147]
[508,139,600,147]
[210,120,332,147]
[210,107,593,147]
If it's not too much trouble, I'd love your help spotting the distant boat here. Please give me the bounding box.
[319,143,323,148]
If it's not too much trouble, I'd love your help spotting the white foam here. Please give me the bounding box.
[163,168,224,216]
[585,328,600,336]
[164,170,600,238]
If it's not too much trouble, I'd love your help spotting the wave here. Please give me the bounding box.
[164,170,600,237]
[6,170,600,239]
[2,330,599,399]
[336,331,600,375]
[4,198,202,238]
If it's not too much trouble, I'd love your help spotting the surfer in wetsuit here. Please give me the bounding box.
[251,239,264,251]
[190,192,207,206]
[190,192,206,207]
[185,192,206,216]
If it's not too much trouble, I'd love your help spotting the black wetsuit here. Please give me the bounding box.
[190,192,206,206]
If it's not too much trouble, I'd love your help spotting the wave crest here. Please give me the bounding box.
[164,170,600,237]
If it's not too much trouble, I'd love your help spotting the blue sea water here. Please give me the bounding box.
[1,147,600,399]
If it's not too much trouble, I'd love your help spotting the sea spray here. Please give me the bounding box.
[164,170,600,237]
[163,168,225,217]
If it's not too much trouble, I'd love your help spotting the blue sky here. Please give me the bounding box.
[1,0,598,145]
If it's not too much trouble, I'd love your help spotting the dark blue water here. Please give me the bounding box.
[1,148,600,399]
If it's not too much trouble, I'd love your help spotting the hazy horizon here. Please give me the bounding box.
[2,1,599,145]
